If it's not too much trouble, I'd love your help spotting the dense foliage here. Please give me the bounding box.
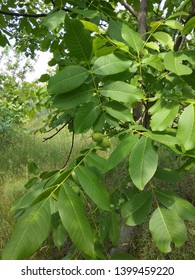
[1,0,195,259]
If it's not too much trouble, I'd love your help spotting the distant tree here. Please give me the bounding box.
[1,0,195,260]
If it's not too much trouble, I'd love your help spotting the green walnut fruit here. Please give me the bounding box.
[99,137,111,148]
[92,132,103,143]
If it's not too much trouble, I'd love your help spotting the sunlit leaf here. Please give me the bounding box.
[122,24,143,53]
[152,32,174,50]
[183,16,195,34]
[93,54,131,75]
[43,10,66,30]
[164,20,183,30]
[150,101,179,131]
[177,104,195,150]
[100,81,143,104]
[164,51,192,75]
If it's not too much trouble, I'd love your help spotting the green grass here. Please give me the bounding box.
[0,121,86,257]
[0,124,194,259]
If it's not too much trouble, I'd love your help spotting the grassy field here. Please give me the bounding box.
[0,122,194,259]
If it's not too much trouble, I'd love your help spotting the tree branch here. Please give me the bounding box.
[62,131,75,168]
[43,121,70,142]
[0,10,47,18]
[174,0,195,51]
[138,0,148,40]
[0,7,70,18]
[122,1,138,19]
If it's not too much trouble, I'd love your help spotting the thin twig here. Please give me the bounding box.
[0,7,70,18]
[62,131,75,168]
[0,10,47,17]
[43,121,69,142]
[122,1,138,19]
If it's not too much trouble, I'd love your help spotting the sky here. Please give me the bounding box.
[26,51,52,82]
[0,47,51,82]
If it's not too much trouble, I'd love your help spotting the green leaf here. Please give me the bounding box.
[0,32,8,47]
[144,42,159,52]
[81,20,99,32]
[11,183,45,213]
[149,207,187,253]
[2,199,51,259]
[27,161,39,175]
[154,167,182,183]
[121,191,152,226]
[129,137,158,190]
[106,133,139,172]
[144,131,181,150]
[93,37,116,57]
[93,54,131,75]
[142,55,164,71]
[71,9,100,20]
[85,152,107,174]
[74,102,100,133]
[122,24,143,53]
[52,85,94,110]
[155,189,195,221]
[164,20,183,30]
[108,19,124,42]
[107,212,120,246]
[52,219,67,250]
[75,166,110,211]
[43,10,66,30]
[0,14,7,28]
[164,52,192,76]
[39,73,50,82]
[48,66,89,95]
[150,101,179,131]
[100,81,143,104]
[105,101,132,122]
[58,185,95,258]
[177,104,195,150]
[183,16,195,35]
[152,32,174,50]
[64,17,92,60]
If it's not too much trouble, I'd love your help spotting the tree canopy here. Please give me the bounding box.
[1,0,195,260]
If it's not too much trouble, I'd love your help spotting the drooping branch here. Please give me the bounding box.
[43,121,70,142]
[62,131,75,168]
[122,1,138,19]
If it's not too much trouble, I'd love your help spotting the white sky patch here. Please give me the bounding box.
[26,51,52,82]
